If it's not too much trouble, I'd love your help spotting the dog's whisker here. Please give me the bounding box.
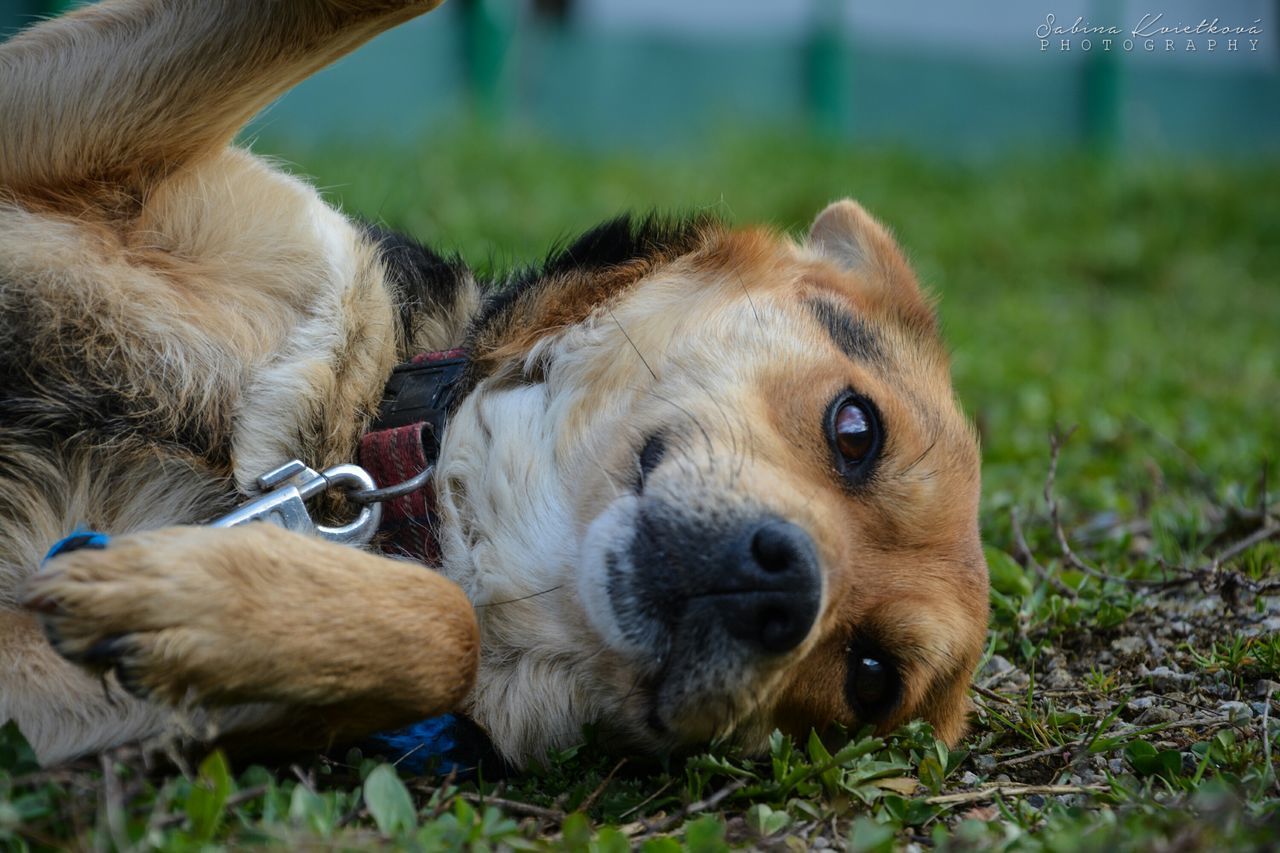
[620,668,649,705]
[475,585,564,609]
[608,308,658,383]
[735,272,764,332]
[899,433,940,477]
[684,370,750,488]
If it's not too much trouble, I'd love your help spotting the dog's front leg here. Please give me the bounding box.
[21,524,478,744]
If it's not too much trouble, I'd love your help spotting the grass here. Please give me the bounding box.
[4,126,1278,850]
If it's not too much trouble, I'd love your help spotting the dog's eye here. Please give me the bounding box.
[827,395,881,482]
[845,647,901,720]
[835,402,873,462]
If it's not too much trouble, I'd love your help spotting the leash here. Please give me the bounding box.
[206,348,467,553]
[201,349,466,554]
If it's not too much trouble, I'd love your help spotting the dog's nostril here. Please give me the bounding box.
[710,519,820,656]
[750,521,807,574]
[721,592,814,655]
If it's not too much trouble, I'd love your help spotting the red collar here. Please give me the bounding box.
[357,349,466,563]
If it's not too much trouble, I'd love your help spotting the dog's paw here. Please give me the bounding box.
[21,528,238,705]
[21,522,479,718]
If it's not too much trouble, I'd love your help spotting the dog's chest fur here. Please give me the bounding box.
[0,144,434,759]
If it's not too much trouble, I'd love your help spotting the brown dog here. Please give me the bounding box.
[0,0,989,768]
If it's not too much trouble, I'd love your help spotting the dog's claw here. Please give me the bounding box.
[112,662,149,700]
[80,633,130,667]
[21,590,64,616]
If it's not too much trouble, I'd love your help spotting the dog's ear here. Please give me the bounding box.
[808,199,937,338]
[366,224,479,355]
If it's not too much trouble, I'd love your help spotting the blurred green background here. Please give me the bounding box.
[297,136,1279,528]
[4,0,1278,155]
[2,0,1277,527]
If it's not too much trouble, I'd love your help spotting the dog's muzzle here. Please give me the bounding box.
[619,504,823,659]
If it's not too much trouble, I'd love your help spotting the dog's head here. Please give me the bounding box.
[435,200,988,765]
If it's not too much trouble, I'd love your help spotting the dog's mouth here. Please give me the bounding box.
[608,653,770,751]
[577,492,824,746]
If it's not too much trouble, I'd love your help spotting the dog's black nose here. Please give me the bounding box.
[712,520,822,655]
[628,509,823,657]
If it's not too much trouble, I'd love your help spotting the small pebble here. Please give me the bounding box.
[1135,705,1180,724]
[1108,758,1126,774]
[1220,700,1254,722]
[1112,637,1145,655]
[812,838,830,849]
[982,654,1013,678]
[1129,696,1156,710]
[1146,666,1191,690]
[960,771,981,786]
[1251,702,1271,717]
[1254,680,1279,698]
[995,774,1012,784]
[974,754,997,773]
[1045,669,1074,689]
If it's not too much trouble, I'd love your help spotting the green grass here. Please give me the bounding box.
[4,127,1278,849]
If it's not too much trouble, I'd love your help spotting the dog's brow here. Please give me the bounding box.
[805,298,882,364]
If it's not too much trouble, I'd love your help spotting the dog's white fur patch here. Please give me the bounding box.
[576,496,646,656]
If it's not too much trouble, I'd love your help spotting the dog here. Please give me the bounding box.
[0,0,989,769]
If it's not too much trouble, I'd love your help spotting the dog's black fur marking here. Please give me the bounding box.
[469,213,714,342]
[533,212,712,283]
[447,213,715,402]
[806,297,883,366]
[364,223,473,351]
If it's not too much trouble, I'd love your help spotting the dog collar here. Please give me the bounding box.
[357,349,467,564]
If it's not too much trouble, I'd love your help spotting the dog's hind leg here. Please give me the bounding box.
[0,0,443,199]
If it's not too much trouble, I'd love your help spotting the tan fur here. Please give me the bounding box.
[1,0,988,768]
[24,525,476,731]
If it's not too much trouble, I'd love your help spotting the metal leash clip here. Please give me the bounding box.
[211,460,384,546]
